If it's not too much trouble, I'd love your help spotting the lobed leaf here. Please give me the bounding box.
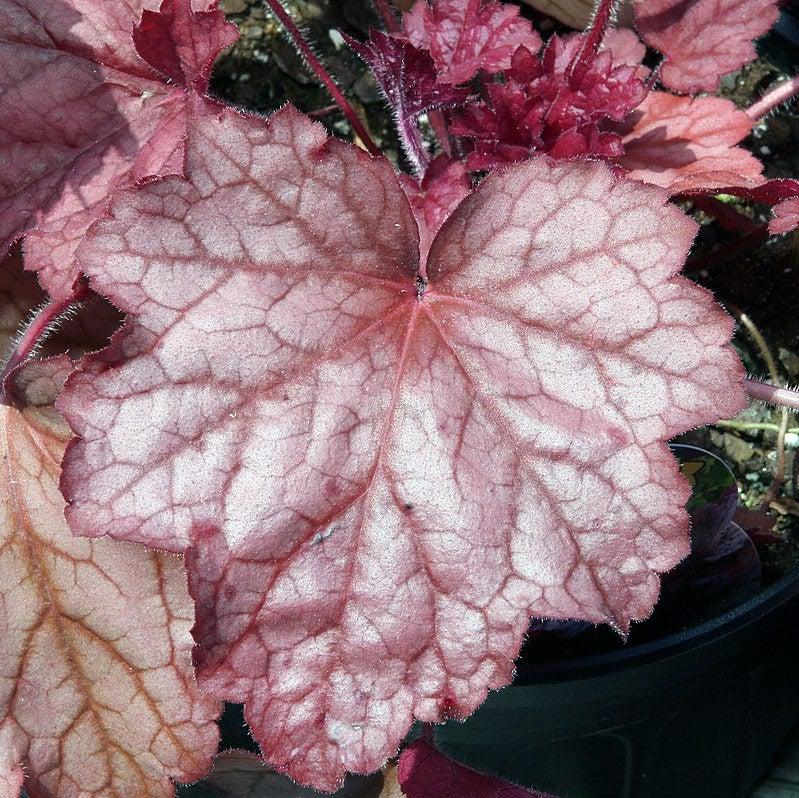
[0,0,237,299]
[634,0,780,93]
[676,178,799,230]
[59,106,745,790]
[0,361,220,797]
[615,93,763,193]
[402,0,542,84]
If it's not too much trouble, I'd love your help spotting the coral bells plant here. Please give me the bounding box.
[1,0,799,795]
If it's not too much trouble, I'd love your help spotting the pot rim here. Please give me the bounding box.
[514,564,799,684]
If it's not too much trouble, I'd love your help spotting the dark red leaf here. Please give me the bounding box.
[402,0,542,84]
[452,35,647,168]
[134,0,238,91]
[346,30,470,173]
[677,178,799,232]
[733,504,780,544]
[397,740,554,797]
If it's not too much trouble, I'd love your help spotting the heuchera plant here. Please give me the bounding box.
[2,0,799,795]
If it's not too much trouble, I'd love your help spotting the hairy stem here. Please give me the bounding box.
[0,282,88,404]
[738,312,791,508]
[745,379,799,411]
[570,0,616,79]
[373,0,400,32]
[746,75,799,121]
[263,0,381,157]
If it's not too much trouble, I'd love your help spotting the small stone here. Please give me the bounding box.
[779,348,799,377]
[720,71,740,90]
[722,433,755,464]
[220,0,247,13]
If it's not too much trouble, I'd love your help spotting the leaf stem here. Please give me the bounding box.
[746,75,799,121]
[0,282,88,405]
[737,312,791,508]
[372,0,400,33]
[745,378,799,411]
[263,0,382,158]
[570,0,616,78]
[714,419,799,435]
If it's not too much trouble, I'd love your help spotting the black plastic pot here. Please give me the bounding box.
[435,566,799,798]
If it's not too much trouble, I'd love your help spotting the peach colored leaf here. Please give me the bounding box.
[58,106,745,791]
[615,92,763,193]
[402,0,542,83]
[188,750,400,797]
[0,0,237,300]
[635,0,779,93]
[600,28,647,71]
[0,362,220,797]
[397,740,554,797]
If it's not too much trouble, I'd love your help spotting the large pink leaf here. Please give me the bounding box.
[398,740,553,797]
[615,92,763,193]
[635,0,779,93]
[0,0,237,299]
[0,360,220,797]
[59,106,745,790]
[402,0,542,84]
